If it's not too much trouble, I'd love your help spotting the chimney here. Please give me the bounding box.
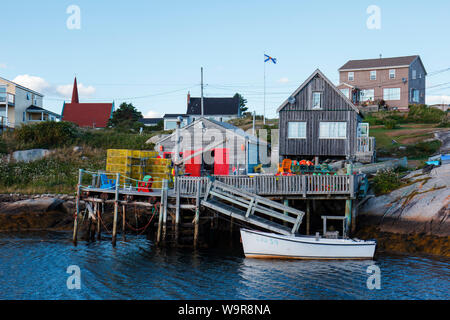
[71,77,79,104]
[187,91,190,106]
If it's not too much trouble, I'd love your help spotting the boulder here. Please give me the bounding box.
[359,164,450,237]
[146,134,169,145]
[11,149,51,163]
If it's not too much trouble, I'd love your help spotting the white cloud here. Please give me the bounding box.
[278,77,289,83]
[426,95,450,105]
[13,74,51,93]
[56,83,96,97]
[144,110,162,118]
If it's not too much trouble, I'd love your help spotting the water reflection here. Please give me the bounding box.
[0,232,448,300]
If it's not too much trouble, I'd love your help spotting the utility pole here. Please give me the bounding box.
[252,111,256,136]
[263,54,266,125]
[201,67,204,116]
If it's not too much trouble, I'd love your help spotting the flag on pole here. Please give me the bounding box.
[264,54,277,64]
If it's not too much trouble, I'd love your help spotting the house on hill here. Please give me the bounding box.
[186,92,241,122]
[155,117,267,176]
[337,55,426,111]
[62,77,114,128]
[277,69,375,163]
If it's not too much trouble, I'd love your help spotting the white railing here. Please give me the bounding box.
[357,137,376,153]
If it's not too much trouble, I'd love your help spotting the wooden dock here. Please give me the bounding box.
[72,170,365,247]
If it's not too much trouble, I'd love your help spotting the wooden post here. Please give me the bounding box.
[306,200,311,235]
[112,173,120,247]
[194,179,201,249]
[72,169,83,244]
[344,199,352,238]
[162,179,168,242]
[351,200,358,234]
[96,202,101,240]
[157,183,164,244]
[175,178,180,244]
[122,204,126,240]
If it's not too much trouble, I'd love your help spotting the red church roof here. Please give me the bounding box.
[62,77,114,128]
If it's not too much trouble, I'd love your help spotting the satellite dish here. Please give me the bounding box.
[288,96,296,105]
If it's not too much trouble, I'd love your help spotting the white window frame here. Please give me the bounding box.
[287,122,307,139]
[348,72,354,81]
[312,92,322,109]
[389,69,396,79]
[340,88,350,99]
[360,89,375,102]
[383,88,401,101]
[412,70,417,80]
[319,122,347,139]
[370,71,377,80]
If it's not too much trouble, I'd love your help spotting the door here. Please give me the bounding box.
[214,148,229,176]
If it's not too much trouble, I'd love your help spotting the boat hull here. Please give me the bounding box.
[240,229,376,260]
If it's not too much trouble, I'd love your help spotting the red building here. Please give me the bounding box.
[62,77,114,128]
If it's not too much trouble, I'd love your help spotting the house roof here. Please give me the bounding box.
[156,117,266,146]
[61,77,114,127]
[0,76,44,97]
[163,114,188,118]
[339,55,421,71]
[277,69,361,115]
[186,96,240,115]
[26,105,61,117]
[62,102,114,127]
[140,118,162,125]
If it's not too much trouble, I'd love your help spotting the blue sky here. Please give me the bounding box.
[1,0,449,118]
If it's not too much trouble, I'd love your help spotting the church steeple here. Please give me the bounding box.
[71,77,79,103]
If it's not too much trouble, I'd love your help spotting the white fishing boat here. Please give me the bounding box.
[240,228,376,260]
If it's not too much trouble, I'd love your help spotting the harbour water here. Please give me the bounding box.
[0,231,448,300]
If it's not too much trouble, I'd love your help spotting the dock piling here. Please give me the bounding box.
[112,173,120,247]
[194,179,201,249]
[72,169,83,244]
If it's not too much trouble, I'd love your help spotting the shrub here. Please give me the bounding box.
[371,169,402,195]
[13,121,80,150]
[407,105,446,124]
[384,119,398,129]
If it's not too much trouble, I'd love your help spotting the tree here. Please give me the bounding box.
[108,102,143,129]
[234,93,249,115]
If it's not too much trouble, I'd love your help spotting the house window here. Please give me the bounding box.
[0,85,6,103]
[288,122,306,139]
[340,88,350,99]
[383,88,401,100]
[412,89,420,103]
[348,72,354,81]
[370,71,377,80]
[26,93,30,100]
[412,70,417,80]
[312,92,322,109]
[319,122,347,139]
[389,69,396,79]
[360,89,375,102]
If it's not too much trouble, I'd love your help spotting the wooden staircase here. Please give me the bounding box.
[201,180,304,236]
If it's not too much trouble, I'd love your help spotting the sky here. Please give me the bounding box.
[1,0,449,118]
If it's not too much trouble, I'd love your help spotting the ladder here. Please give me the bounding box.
[201,180,304,235]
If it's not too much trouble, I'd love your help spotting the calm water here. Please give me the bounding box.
[0,232,448,300]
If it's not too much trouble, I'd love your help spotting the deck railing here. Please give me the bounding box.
[177,174,357,198]
[356,137,376,153]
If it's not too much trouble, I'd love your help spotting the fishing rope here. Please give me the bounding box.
[125,204,158,235]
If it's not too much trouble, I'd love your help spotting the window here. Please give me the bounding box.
[319,122,347,139]
[0,85,6,103]
[383,88,401,100]
[312,92,322,109]
[348,72,354,81]
[26,93,30,100]
[412,89,420,103]
[360,89,375,102]
[288,122,306,139]
[389,69,396,79]
[412,70,417,80]
[370,71,376,80]
[340,88,350,99]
